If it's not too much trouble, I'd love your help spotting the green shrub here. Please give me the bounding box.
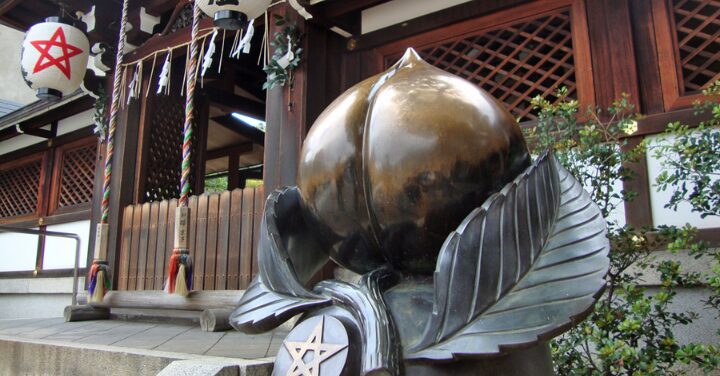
[526,87,719,375]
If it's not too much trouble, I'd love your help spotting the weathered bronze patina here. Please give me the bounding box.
[298,49,530,274]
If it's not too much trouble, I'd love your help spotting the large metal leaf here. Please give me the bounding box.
[408,153,609,360]
[230,187,331,333]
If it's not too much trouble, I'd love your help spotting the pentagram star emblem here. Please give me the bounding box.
[283,316,347,376]
[30,27,84,79]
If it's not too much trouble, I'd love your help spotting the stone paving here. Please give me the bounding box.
[0,317,288,359]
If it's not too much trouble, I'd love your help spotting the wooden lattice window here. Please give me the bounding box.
[672,0,720,93]
[143,90,198,202]
[381,2,592,122]
[55,142,97,211]
[655,0,720,110]
[0,156,42,219]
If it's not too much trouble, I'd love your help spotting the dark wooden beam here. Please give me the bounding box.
[24,96,95,131]
[633,106,713,137]
[0,15,24,30]
[143,0,178,16]
[0,0,22,17]
[15,120,57,139]
[227,150,239,190]
[206,143,253,160]
[212,115,265,145]
[355,0,532,51]
[0,127,21,142]
[0,96,94,142]
[125,16,214,63]
[204,87,265,119]
[0,127,95,164]
[22,127,55,139]
[311,0,390,19]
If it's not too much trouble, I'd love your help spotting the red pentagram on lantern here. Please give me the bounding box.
[30,27,83,79]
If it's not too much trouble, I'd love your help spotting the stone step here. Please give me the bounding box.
[0,335,273,376]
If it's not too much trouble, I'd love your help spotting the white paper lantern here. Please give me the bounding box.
[196,0,272,30]
[21,17,90,99]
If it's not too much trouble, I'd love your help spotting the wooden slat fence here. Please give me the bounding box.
[117,186,265,291]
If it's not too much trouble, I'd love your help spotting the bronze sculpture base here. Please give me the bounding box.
[405,343,554,376]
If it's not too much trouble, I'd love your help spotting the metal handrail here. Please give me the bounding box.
[0,225,82,305]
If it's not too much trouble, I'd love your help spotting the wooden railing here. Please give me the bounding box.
[117,186,265,291]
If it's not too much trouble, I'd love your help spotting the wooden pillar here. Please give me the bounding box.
[87,136,106,273]
[628,0,665,116]
[262,5,364,192]
[228,150,240,190]
[194,93,210,195]
[108,97,143,288]
[263,5,327,191]
[264,4,302,191]
[586,0,652,228]
[586,0,640,109]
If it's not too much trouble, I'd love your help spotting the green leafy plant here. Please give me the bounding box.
[654,80,720,218]
[263,14,303,90]
[654,80,720,318]
[204,174,228,194]
[526,88,719,375]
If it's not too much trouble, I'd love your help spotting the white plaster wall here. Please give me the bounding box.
[646,134,720,229]
[0,25,37,105]
[0,276,82,294]
[43,220,91,270]
[0,133,47,155]
[0,277,84,319]
[0,294,73,319]
[57,109,93,136]
[0,231,39,272]
[362,0,472,34]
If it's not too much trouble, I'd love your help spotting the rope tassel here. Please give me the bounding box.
[88,261,111,303]
[166,207,192,296]
[165,250,193,295]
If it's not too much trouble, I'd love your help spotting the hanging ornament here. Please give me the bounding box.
[157,50,172,95]
[201,29,219,77]
[127,61,142,105]
[196,0,271,30]
[276,35,294,69]
[21,17,90,99]
[230,19,254,59]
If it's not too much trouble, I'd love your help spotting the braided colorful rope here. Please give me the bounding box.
[180,2,201,208]
[101,0,128,225]
[167,1,202,294]
[89,0,129,300]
